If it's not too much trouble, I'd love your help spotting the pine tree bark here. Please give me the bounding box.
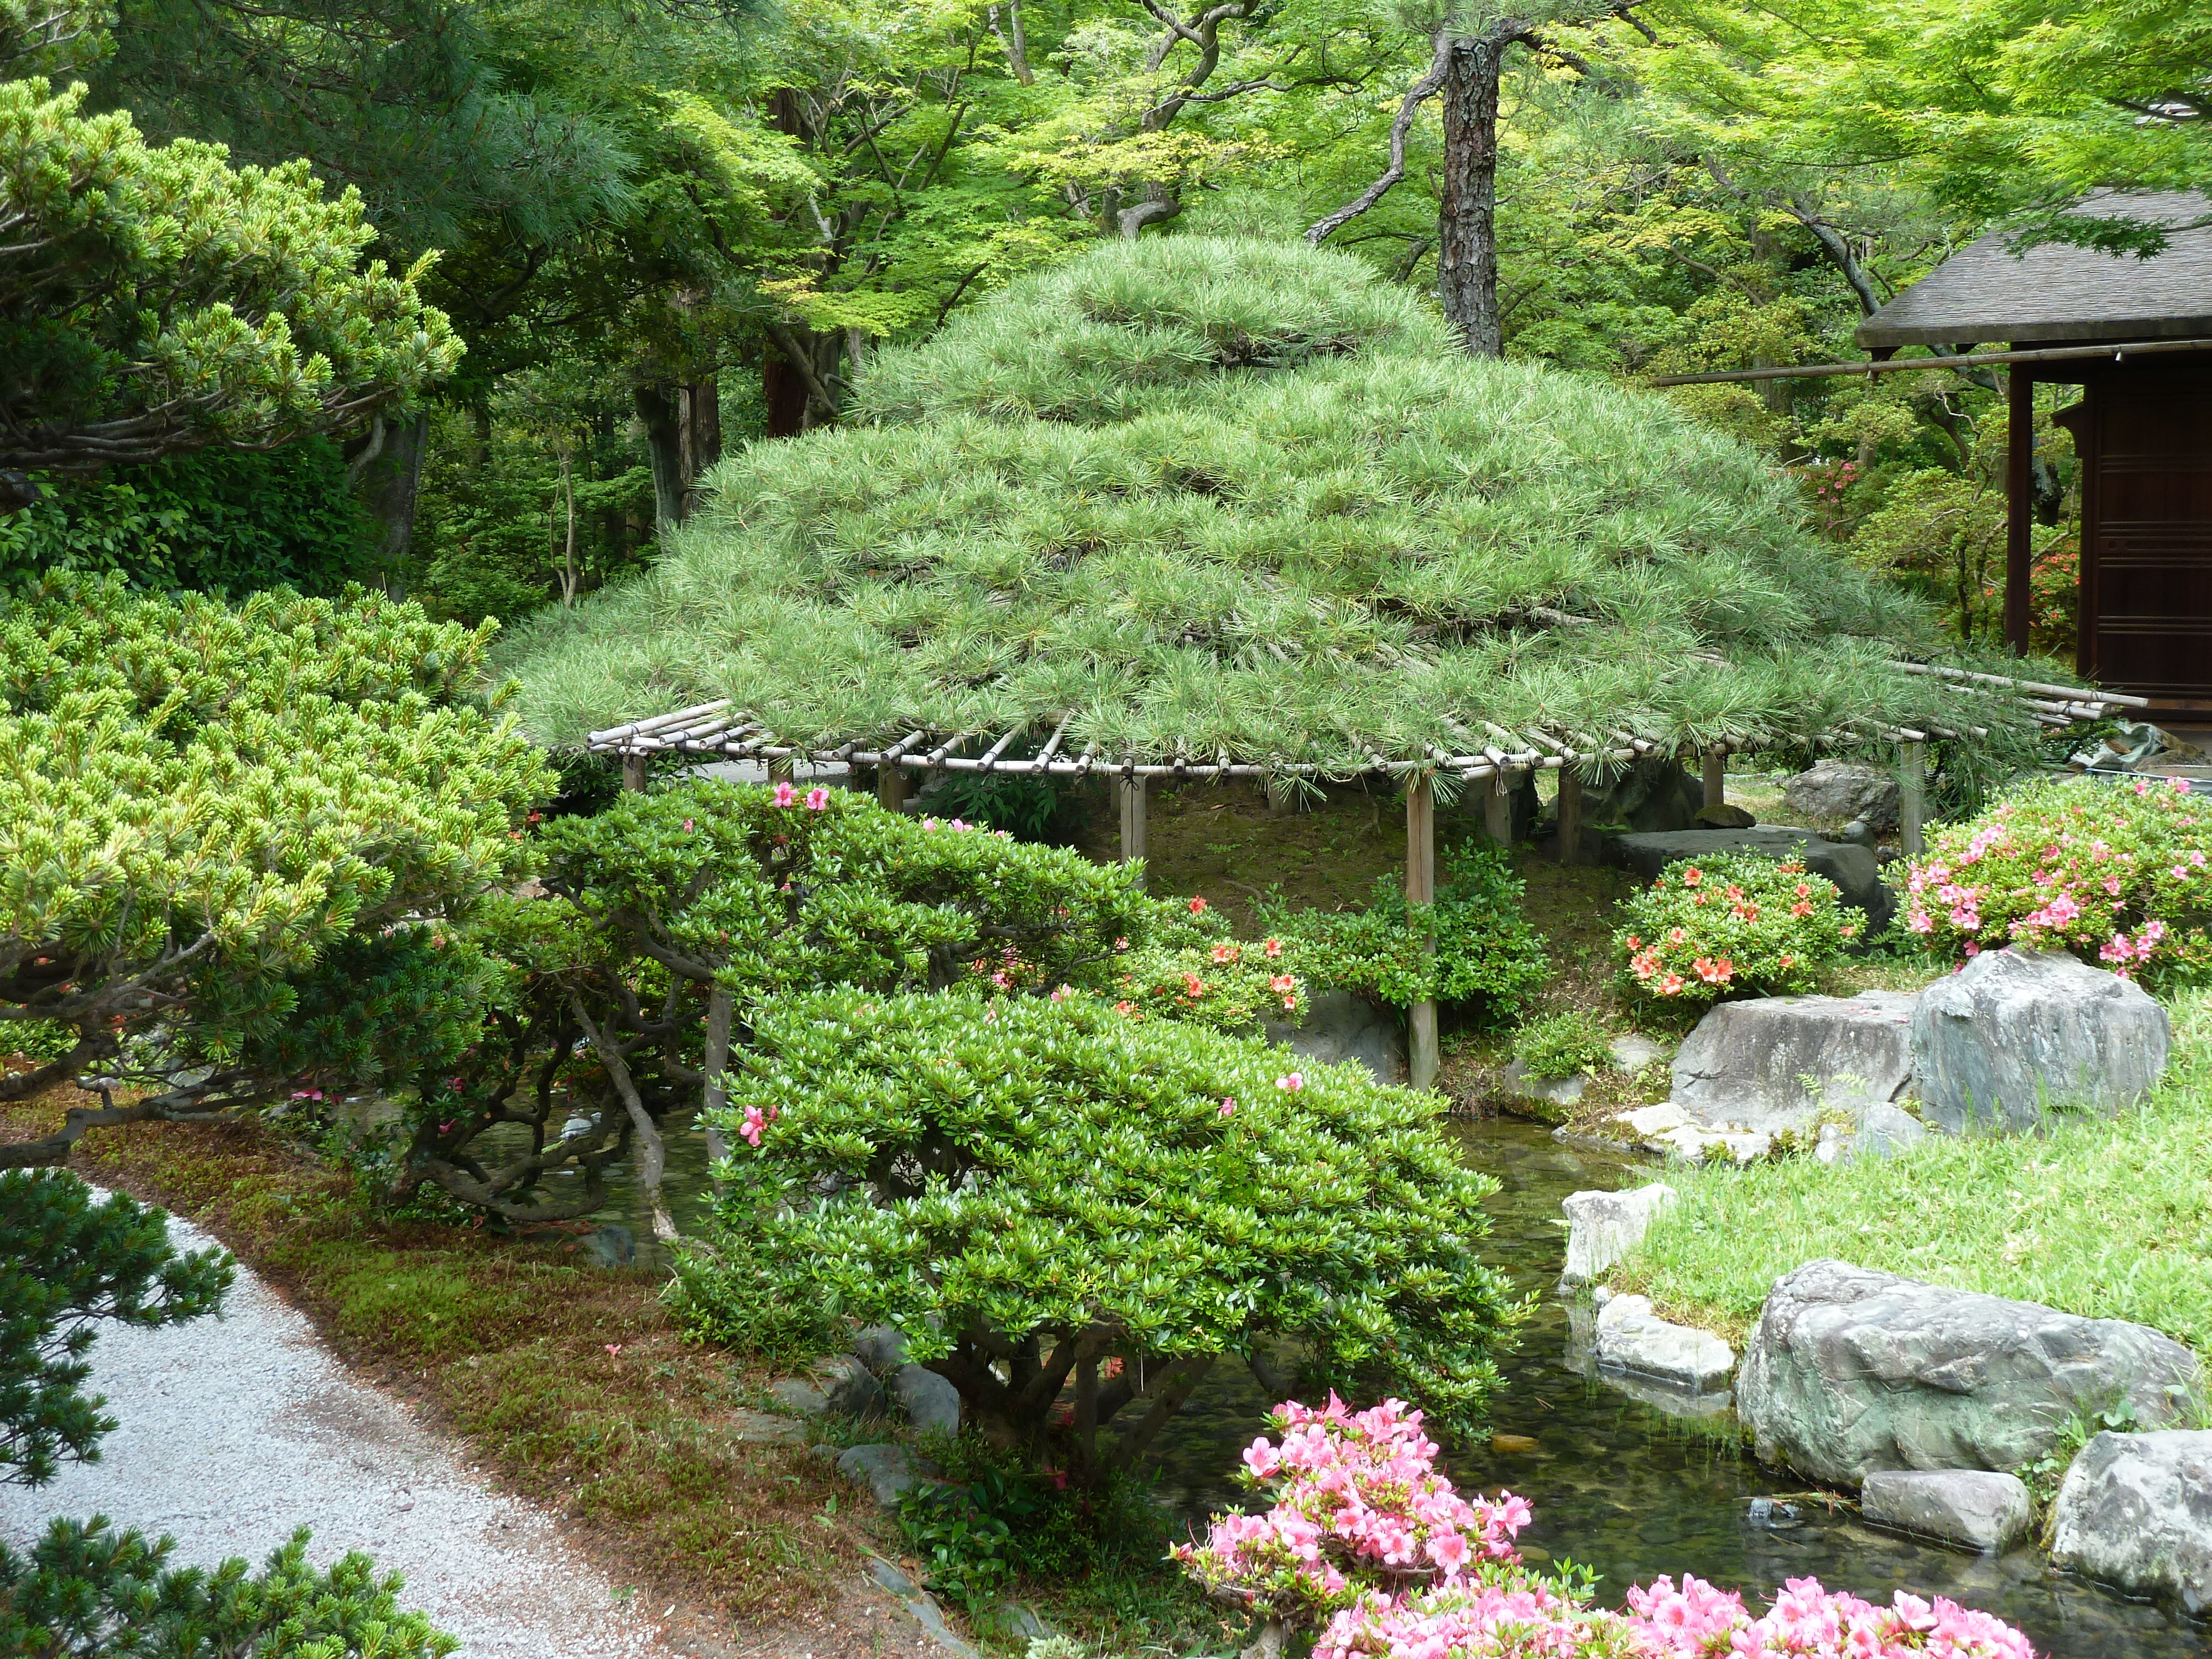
[634,382,685,531]
[354,411,428,597]
[1437,29,1520,359]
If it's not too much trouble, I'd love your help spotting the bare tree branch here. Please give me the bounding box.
[1305,29,1452,245]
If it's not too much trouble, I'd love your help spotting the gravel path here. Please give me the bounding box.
[0,1201,680,1659]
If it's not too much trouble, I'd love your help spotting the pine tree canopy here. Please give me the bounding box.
[501,236,2035,776]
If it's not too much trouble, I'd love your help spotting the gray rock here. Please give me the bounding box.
[1572,759,1707,834]
[724,1408,806,1445]
[1783,760,1902,831]
[769,1355,884,1419]
[1670,991,1917,1138]
[891,1361,962,1434]
[1608,828,1894,935]
[1837,818,1876,848]
[2051,1431,2212,1613]
[868,1554,982,1657]
[1612,1102,1772,1164]
[1564,1303,1733,1420]
[1911,948,2171,1133]
[1695,803,1757,830]
[1560,1182,1676,1286]
[1853,1101,1928,1161]
[1500,1058,1586,1107]
[837,1443,941,1506]
[1738,1259,2203,1486]
[1592,1294,1734,1392]
[1265,989,1406,1086]
[853,1324,911,1370]
[1609,1032,1665,1072]
[1860,1470,2033,1553]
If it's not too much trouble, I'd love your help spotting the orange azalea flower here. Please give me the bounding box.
[1681,867,1704,887]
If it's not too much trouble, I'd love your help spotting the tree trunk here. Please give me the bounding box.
[634,382,685,532]
[1437,30,1512,358]
[354,411,428,597]
[763,352,808,439]
[679,378,721,518]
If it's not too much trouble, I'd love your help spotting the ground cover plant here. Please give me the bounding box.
[681,990,1526,1486]
[501,237,2032,780]
[1613,854,1856,1009]
[1604,990,2212,1352]
[1900,774,2212,987]
[1509,1011,1613,1081]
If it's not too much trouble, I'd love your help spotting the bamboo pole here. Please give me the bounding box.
[877,763,908,813]
[621,754,647,793]
[1406,774,1438,1092]
[1900,740,1927,857]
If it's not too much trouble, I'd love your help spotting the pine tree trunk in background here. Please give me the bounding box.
[356,412,428,597]
[679,379,721,516]
[634,382,685,531]
[763,351,808,438]
[1437,31,1509,358]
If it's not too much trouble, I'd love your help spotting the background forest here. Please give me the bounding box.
[2,0,2206,649]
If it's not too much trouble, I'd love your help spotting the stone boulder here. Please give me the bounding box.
[1853,1102,1928,1161]
[769,1355,885,1420]
[891,1362,962,1434]
[2051,1431,2212,1613]
[1573,759,1706,834]
[1607,828,1894,935]
[1266,989,1406,1086]
[1860,1470,2033,1553]
[1669,992,1916,1138]
[837,1442,940,1506]
[1611,1102,1771,1164]
[1737,1260,2203,1486]
[1911,948,2170,1133]
[1559,1182,1676,1285]
[1592,1294,1734,1393]
[1783,760,1902,831]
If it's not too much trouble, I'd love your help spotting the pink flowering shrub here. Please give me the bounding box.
[1899,775,2212,984]
[1181,1399,2036,1659]
[1112,931,1308,1031]
[1612,853,1855,1007]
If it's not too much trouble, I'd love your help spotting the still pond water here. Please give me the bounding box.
[599,1113,2204,1657]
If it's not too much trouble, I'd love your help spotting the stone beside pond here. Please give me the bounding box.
[2052,1430,2212,1615]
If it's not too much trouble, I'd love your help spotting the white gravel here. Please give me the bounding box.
[0,1201,679,1659]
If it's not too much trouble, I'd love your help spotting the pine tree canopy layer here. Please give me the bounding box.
[500,236,2035,776]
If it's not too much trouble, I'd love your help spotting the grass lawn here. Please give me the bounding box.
[1608,989,2212,1353]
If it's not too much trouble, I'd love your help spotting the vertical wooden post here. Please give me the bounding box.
[1406,774,1438,1092]
[1484,770,1512,847]
[2005,366,2034,655]
[1702,750,1726,811]
[1557,768,1585,865]
[1900,740,1926,857]
[621,753,647,793]
[1118,774,1147,886]
[877,763,907,814]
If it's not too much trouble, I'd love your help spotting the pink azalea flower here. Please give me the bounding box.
[773,781,795,807]
[805,786,829,810]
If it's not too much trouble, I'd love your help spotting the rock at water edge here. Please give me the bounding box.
[2051,1431,2212,1613]
[1500,1058,1587,1109]
[1860,1470,2033,1553]
[1783,760,1903,831]
[1265,989,1406,1086]
[1669,992,1917,1138]
[1593,1295,1734,1393]
[1737,1259,2202,1486]
[1910,948,2169,1134]
[838,1443,940,1506]
[1560,1183,1676,1286]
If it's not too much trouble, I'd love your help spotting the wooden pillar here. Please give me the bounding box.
[621,753,647,793]
[877,762,907,814]
[1406,774,1438,1092]
[1118,774,1147,886]
[1557,768,1585,865]
[1702,750,1726,811]
[1483,770,1512,847]
[2005,364,2034,655]
[1900,740,1926,856]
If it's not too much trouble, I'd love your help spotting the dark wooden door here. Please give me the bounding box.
[2078,362,2212,697]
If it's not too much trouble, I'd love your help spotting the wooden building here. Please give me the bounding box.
[1854,193,2212,708]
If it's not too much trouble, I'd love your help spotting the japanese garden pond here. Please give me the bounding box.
[594,1113,2203,1657]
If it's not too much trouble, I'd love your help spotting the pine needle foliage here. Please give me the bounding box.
[503,236,2042,776]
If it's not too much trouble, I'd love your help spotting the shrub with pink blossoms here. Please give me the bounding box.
[1898,775,2212,985]
[1626,1572,2036,1659]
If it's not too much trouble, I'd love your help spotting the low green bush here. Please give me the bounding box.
[1510,1011,1613,1080]
[1612,852,1855,1008]
[679,989,1525,1489]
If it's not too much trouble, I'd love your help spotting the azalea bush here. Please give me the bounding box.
[1180,1396,2035,1659]
[1899,774,2212,986]
[676,992,1524,1488]
[1110,909,1306,1031]
[1613,854,1855,1008]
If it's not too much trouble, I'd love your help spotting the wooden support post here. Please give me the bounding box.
[1900,740,1926,857]
[1406,774,1438,1092]
[1118,775,1147,886]
[1483,771,1512,847]
[877,763,907,815]
[1557,768,1585,865]
[1703,750,1726,811]
[2005,365,2034,655]
[621,753,647,793]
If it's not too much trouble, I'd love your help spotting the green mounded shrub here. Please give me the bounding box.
[1898,774,2212,988]
[501,236,2024,782]
[677,990,1524,1488]
[1511,1011,1614,1081]
[1612,852,1855,1008]
[1261,838,1550,1016]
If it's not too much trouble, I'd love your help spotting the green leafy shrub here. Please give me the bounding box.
[682,989,1524,1489]
[927,770,1070,843]
[1613,853,1855,1007]
[1511,1011,1613,1081]
[1262,838,1550,1015]
[897,1442,1168,1607]
[1110,927,1307,1032]
[1899,775,2212,987]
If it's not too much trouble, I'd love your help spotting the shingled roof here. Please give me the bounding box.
[1856,192,2212,348]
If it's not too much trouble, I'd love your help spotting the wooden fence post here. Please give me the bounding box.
[621,754,647,793]
[1557,768,1585,865]
[1407,774,1438,1091]
[1484,771,1512,847]
[1118,774,1147,886]
[1900,741,1927,856]
[877,763,907,814]
[1703,750,1726,811]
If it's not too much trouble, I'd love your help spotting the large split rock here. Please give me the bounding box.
[1575,759,1705,834]
[1266,989,1406,1086]
[2051,1431,2212,1613]
[1559,1182,1675,1285]
[1669,992,1916,1138]
[1782,760,1903,831]
[1608,828,1894,935]
[1910,948,2170,1133]
[1738,1260,2202,1486]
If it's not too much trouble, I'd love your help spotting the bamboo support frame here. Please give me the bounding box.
[1406,775,1438,1092]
